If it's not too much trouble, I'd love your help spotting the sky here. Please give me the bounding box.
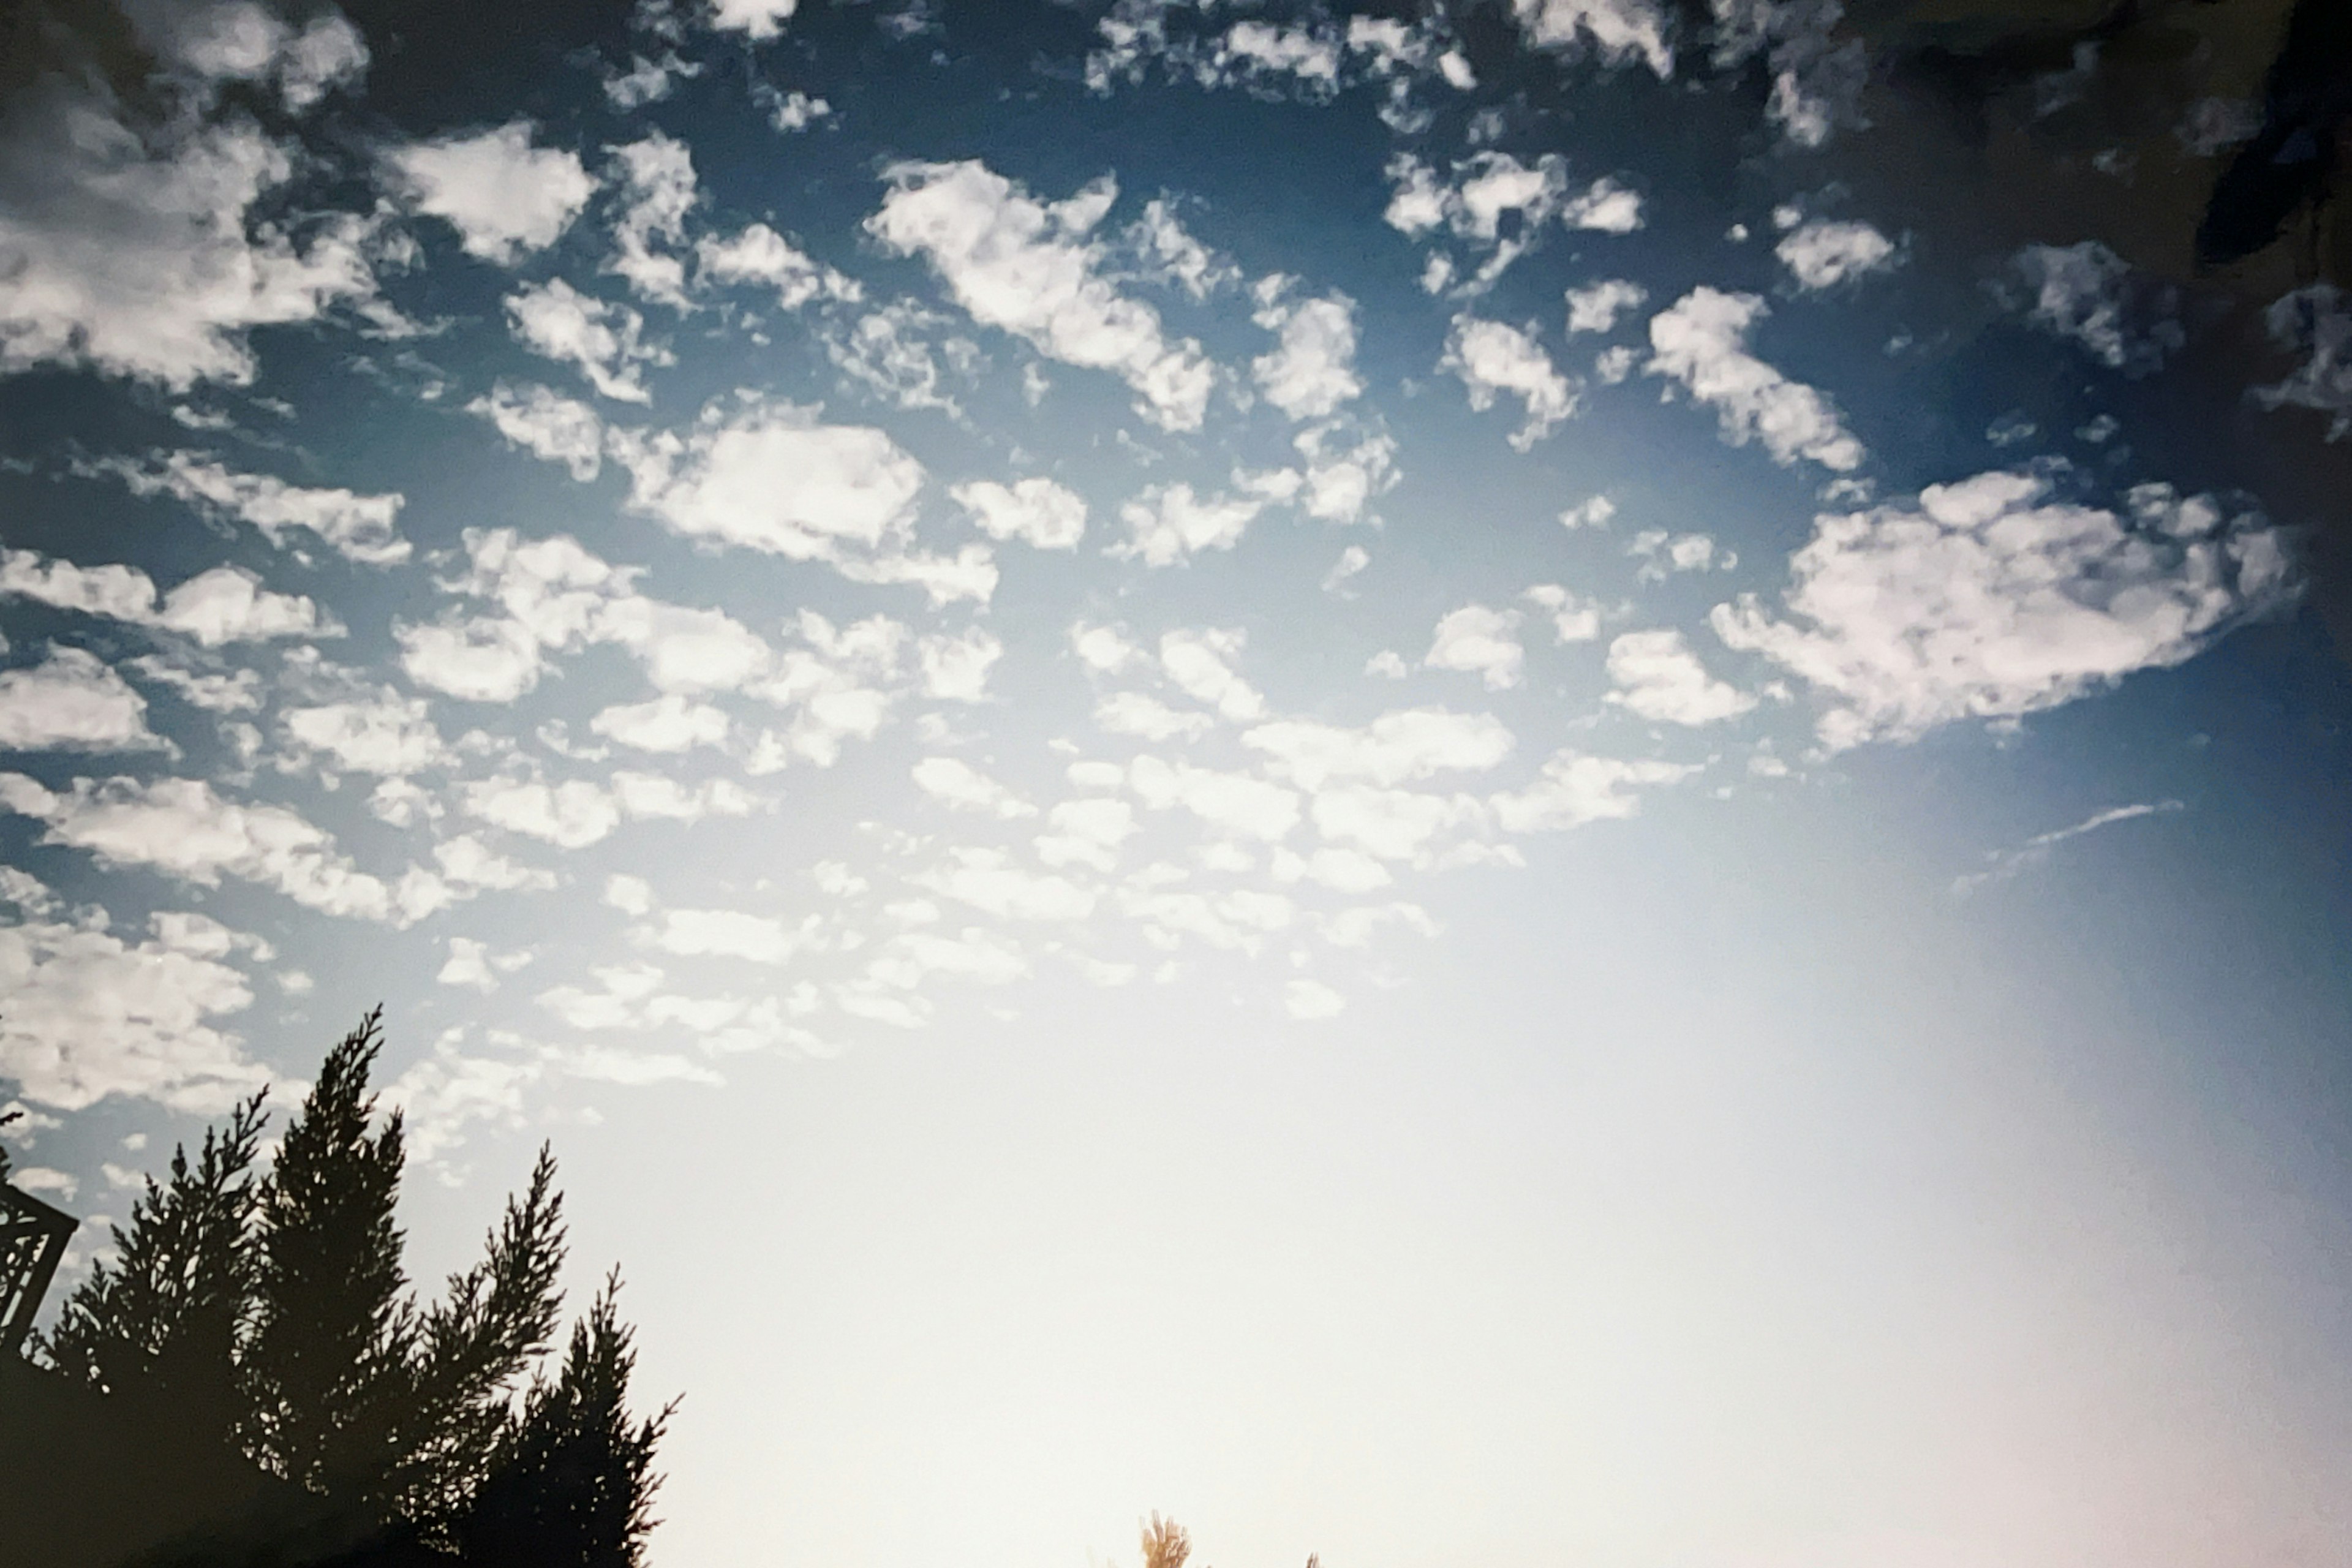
[3,1,2351,1564]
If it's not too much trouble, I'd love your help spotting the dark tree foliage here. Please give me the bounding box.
[452,1273,673,1568]
[24,1008,668,1567]
[40,1093,269,1457]
[243,1008,419,1502]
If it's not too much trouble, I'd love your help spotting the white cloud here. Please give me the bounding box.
[605,51,702,109]
[913,756,1035,819]
[1524,584,1602,643]
[1605,628,1756,725]
[0,78,379,388]
[389,121,596,265]
[281,695,447,775]
[1284,979,1345,1020]
[1365,650,1409,679]
[397,616,545,703]
[1950,799,2185,897]
[0,773,428,923]
[917,847,1097,921]
[2255,285,2352,440]
[868,160,1214,431]
[746,611,913,769]
[505,279,667,404]
[1776,219,1898,291]
[468,383,606,481]
[1117,483,1268,567]
[2010,241,2180,374]
[1035,797,1138,872]
[633,907,810,964]
[1566,279,1647,335]
[1510,0,1673,75]
[1132,199,1239,300]
[709,0,800,39]
[1713,472,2294,748]
[1251,284,1363,420]
[952,477,1088,549]
[0,548,333,646]
[1159,628,1266,722]
[1242,708,1513,791]
[591,693,731,753]
[616,400,924,560]
[462,777,622,849]
[825,300,970,415]
[1309,785,1487,863]
[1443,315,1578,450]
[437,937,532,992]
[1293,424,1396,523]
[1491,749,1695,832]
[696,224,861,311]
[607,132,698,309]
[0,875,267,1112]
[1561,177,1643,233]
[1096,692,1213,742]
[1128,756,1300,841]
[1628,529,1728,580]
[0,647,168,752]
[99,451,409,565]
[1646,287,1864,470]
[1425,605,1525,690]
[919,627,1003,703]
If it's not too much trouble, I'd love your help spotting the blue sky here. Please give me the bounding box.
[3,1,2351,1564]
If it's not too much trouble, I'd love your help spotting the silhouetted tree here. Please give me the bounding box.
[451,1272,672,1568]
[26,1008,666,1567]
[40,1093,269,1458]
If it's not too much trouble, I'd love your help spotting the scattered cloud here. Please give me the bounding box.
[1425,605,1525,689]
[1604,629,1755,725]
[388,121,597,266]
[1647,287,1863,470]
[1443,315,1578,450]
[0,647,170,753]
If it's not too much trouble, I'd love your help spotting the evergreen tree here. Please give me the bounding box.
[451,1273,674,1568]
[390,1144,568,1537]
[243,1008,418,1502]
[39,1093,270,1457]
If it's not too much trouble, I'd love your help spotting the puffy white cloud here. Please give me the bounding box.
[917,847,1098,920]
[1566,279,1648,335]
[1128,756,1300,840]
[605,50,702,109]
[1425,605,1525,690]
[0,78,379,388]
[1243,707,1513,791]
[505,279,666,404]
[824,300,972,415]
[864,927,1028,992]
[1524,584,1602,643]
[1776,219,1898,291]
[1714,0,1868,148]
[1713,472,2294,748]
[1605,628,1756,725]
[1443,316,1578,450]
[1131,199,1239,300]
[1096,691,1213,742]
[2010,241,2180,375]
[467,383,606,481]
[632,907,810,964]
[951,477,1088,549]
[98,451,409,565]
[919,627,1003,703]
[868,160,1214,431]
[396,616,545,703]
[462,777,622,849]
[616,400,924,560]
[1117,483,1268,567]
[388,121,597,266]
[912,756,1035,819]
[1309,785,1486,862]
[1284,978,1345,1019]
[0,548,333,646]
[709,0,800,39]
[696,223,861,311]
[606,132,698,309]
[1561,177,1643,233]
[1251,284,1363,420]
[1159,629,1266,722]
[0,876,267,1112]
[0,773,426,923]
[746,611,913,769]
[2255,284,2352,440]
[1035,797,1138,872]
[0,647,167,752]
[611,771,755,823]
[1292,424,1396,524]
[591,694,731,753]
[1491,749,1696,833]
[1510,0,1673,75]
[281,695,447,775]
[1646,287,1863,470]
[1628,529,1729,580]
[437,937,532,993]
